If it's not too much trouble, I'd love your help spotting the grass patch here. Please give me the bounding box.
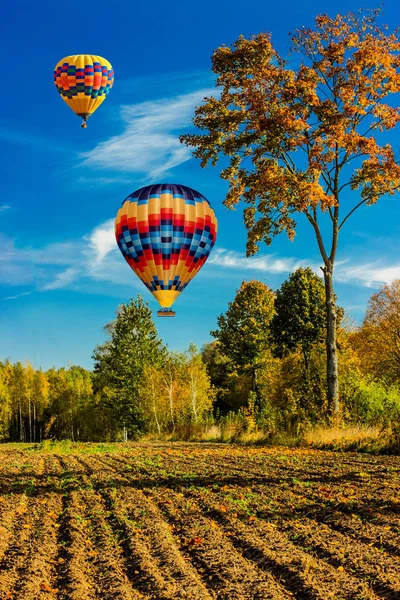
[0,440,122,454]
[142,423,400,454]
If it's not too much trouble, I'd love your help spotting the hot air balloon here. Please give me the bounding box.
[53,55,114,128]
[115,184,218,317]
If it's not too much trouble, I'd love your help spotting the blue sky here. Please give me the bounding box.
[1,0,400,369]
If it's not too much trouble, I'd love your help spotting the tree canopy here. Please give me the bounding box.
[92,296,167,437]
[181,8,400,412]
[271,267,326,369]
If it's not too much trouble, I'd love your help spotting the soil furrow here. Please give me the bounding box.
[0,497,49,600]
[78,455,214,599]
[0,444,399,600]
[60,455,148,600]
[148,487,294,600]
[173,488,378,600]
[9,494,62,600]
[278,516,400,598]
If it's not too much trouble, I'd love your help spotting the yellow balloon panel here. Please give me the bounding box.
[54,55,114,124]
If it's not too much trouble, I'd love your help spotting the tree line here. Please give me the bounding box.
[0,297,214,442]
[1,270,400,443]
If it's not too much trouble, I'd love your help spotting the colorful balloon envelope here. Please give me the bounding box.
[54,54,114,128]
[115,184,218,316]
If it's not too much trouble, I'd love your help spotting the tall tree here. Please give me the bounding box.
[181,9,400,413]
[271,267,326,371]
[211,280,275,404]
[92,296,166,438]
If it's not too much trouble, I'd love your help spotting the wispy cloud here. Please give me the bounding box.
[1,291,33,301]
[3,223,400,301]
[208,247,400,289]
[0,204,11,212]
[76,176,132,187]
[208,248,320,275]
[42,268,80,291]
[0,220,139,298]
[80,88,215,180]
[336,261,400,287]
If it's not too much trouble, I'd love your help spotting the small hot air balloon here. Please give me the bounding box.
[54,55,114,128]
[115,184,218,316]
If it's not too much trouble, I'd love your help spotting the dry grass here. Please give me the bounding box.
[141,422,400,454]
[304,425,381,446]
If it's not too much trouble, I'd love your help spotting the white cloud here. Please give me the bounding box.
[1,291,33,301]
[42,268,80,291]
[3,221,400,301]
[80,89,215,179]
[75,176,132,187]
[0,204,11,212]
[336,261,400,287]
[208,248,321,275]
[210,248,400,289]
[86,218,115,265]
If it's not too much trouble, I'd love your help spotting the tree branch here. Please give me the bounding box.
[305,209,329,265]
[339,198,368,230]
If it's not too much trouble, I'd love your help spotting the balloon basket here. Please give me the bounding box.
[157,309,176,317]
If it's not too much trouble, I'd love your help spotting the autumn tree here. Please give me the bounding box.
[355,280,400,383]
[142,365,164,434]
[92,296,166,439]
[160,351,186,431]
[181,9,400,413]
[9,362,30,441]
[181,344,214,423]
[0,362,12,440]
[271,267,326,371]
[211,280,275,404]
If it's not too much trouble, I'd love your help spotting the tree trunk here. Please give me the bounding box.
[302,348,310,374]
[251,368,256,393]
[33,402,36,443]
[251,367,261,410]
[322,264,339,415]
[29,398,32,443]
[19,403,23,442]
[153,400,161,434]
[190,372,198,423]
[168,387,175,431]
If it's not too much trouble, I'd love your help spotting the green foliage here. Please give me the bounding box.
[271,268,326,368]
[211,280,275,409]
[341,372,400,427]
[92,296,167,438]
[211,280,275,369]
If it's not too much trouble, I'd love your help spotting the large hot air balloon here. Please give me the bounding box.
[115,184,218,317]
[54,55,114,128]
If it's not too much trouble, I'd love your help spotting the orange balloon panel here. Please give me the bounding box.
[115,184,218,308]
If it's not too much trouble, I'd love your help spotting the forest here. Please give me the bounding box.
[1,267,399,452]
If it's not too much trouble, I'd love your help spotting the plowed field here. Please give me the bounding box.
[0,443,399,599]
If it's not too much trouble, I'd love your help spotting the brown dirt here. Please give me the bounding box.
[0,443,399,599]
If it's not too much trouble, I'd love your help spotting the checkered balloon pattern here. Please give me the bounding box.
[115,184,218,309]
[54,54,114,122]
